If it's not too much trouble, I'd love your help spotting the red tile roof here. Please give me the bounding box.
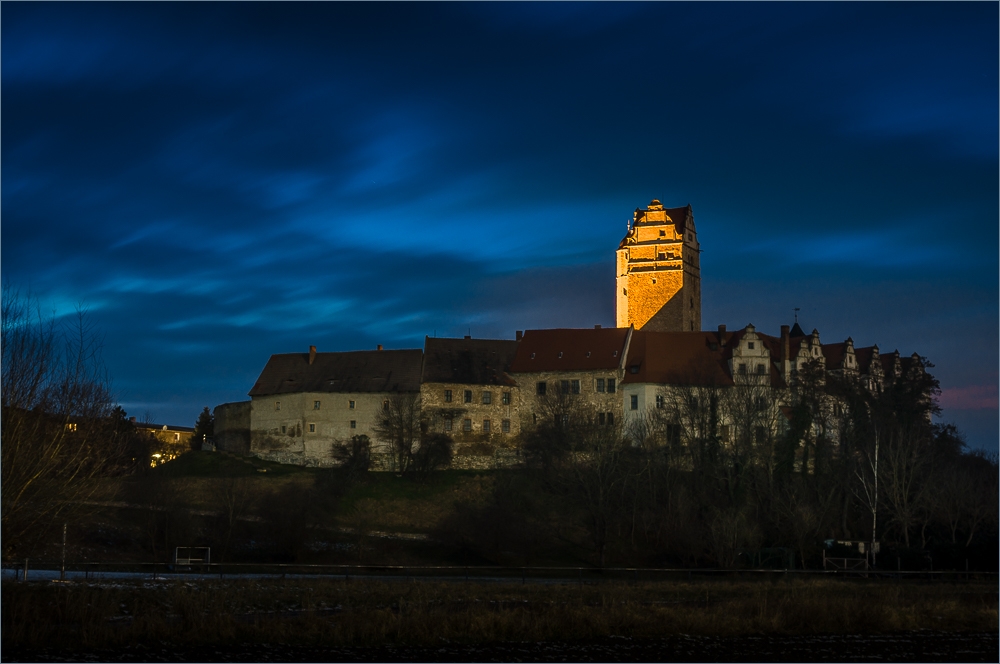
[509,328,629,373]
[622,330,733,387]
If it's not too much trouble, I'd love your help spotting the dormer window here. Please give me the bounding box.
[530,352,536,359]
[629,365,640,374]
[748,342,755,350]
[558,351,563,358]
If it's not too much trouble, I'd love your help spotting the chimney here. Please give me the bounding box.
[376,344,383,351]
[594,324,602,329]
[309,345,317,365]
[717,324,727,343]
[780,325,790,365]
[516,330,523,341]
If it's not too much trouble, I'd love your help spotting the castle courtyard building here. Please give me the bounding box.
[420,336,520,444]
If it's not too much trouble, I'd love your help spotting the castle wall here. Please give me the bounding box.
[214,400,251,456]
[420,381,520,445]
[249,391,404,465]
[513,369,625,432]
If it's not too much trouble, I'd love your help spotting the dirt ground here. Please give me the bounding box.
[5,631,997,663]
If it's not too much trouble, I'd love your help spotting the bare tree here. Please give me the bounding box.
[331,434,372,476]
[1,287,133,556]
[211,472,257,562]
[372,393,422,473]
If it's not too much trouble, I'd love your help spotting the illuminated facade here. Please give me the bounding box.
[616,200,701,332]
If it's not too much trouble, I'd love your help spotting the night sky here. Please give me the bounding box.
[3,3,997,450]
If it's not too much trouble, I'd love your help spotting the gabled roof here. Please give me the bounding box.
[422,337,519,386]
[620,204,694,248]
[822,343,847,368]
[509,328,629,373]
[249,349,423,396]
[853,346,878,373]
[622,330,733,386]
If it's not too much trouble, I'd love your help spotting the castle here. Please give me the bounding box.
[214,199,921,468]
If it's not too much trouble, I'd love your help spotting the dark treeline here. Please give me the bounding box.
[441,358,997,571]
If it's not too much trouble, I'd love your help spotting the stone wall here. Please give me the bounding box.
[513,369,625,432]
[250,391,409,465]
[420,381,520,445]
[214,401,251,455]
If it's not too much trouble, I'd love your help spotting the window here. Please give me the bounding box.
[607,412,614,426]
[608,378,616,393]
[65,423,77,432]
[596,378,605,393]
[275,401,280,411]
[571,380,580,394]
[748,342,755,350]
[598,412,605,425]
[655,394,664,409]
[658,252,666,260]
[755,396,767,409]
[482,391,492,405]
[483,419,491,434]
[314,400,321,410]
[444,418,453,431]
[350,420,356,429]
[349,400,356,409]
[281,425,287,434]
[560,380,570,394]
[464,390,473,403]
[630,365,640,374]
[738,363,747,375]
[630,395,638,410]
[462,418,472,432]
[308,423,316,433]
[659,229,665,237]
[502,391,511,405]
[757,364,766,375]
[501,419,510,433]
[444,390,452,403]
[537,382,546,395]
[174,433,180,442]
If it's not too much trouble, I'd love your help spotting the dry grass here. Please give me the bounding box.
[3,577,996,650]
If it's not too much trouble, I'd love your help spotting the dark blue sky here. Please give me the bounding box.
[3,2,997,449]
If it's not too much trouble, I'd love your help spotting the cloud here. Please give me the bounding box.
[938,385,999,411]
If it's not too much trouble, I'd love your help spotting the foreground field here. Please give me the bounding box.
[6,631,998,663]
[3,576,996,662]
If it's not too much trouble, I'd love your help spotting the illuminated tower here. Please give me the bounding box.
[616,199,701,332]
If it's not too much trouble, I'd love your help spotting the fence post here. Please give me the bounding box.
[60,523,67,581]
